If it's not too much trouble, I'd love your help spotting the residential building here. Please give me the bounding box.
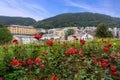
[68,33,94,41]
[41,34,60,40]
[7,25,37,35]
[54,29,65,38]
[7,25,38,44]
[112,27,118,38]
[48,29,58,34]
[13,35,36,44]
[81,33,94,40]
[36,28,46,33]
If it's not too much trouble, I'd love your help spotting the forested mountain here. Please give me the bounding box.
[34,12,120,29]
[0,16,36,26]
[1,12,120,28]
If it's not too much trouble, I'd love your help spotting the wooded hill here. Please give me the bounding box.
[0,16,36,26]
[34,12,120,29]
[1,12,120,29]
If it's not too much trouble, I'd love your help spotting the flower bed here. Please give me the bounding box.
[0,39,120,80]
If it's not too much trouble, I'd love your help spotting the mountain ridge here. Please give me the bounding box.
[34,12,120,29]
[0,16,36,26]
[1,12,120,28]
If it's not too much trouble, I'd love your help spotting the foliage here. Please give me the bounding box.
[95,23,113,38]
[107,31,113,38]
[34,12,120,29]
[65,29,75,38]
[0,16,36,26]
[0,24,12,44]
[0,38,120,80]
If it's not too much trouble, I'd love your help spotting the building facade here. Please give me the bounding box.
[7,25,37,35]
[54,29,65,38]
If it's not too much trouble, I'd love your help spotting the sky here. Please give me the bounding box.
[0,0,120,21]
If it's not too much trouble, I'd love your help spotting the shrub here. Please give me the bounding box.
[0,39,120,80]
[0,24,12,44]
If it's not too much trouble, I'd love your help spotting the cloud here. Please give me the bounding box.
[65,0,91,11]
[0,0,51,20]
[64,0,120,18]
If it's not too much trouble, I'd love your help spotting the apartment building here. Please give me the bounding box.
[7,25,37,35]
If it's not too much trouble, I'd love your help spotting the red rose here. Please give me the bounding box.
[28,59,33,65]
[70,48,76,55]
[93,60,97,63]
[34,33,42,40]
[18,63,22,67]
[112,71,119,76]
[47,40,53,46]
[65,48,78,56]
[35,58,41,64]
[108,54,112,59]
[12,39,18,44]
[22,60,26,65]
[39,64,45,69]
[39,33,42,38]
[9,62,14,66]
[98,61,101,65]
[103,47,109,52]
[72,35,77,39]
[101,62,108,67]
[74,49,79,53]
[65,51,70,56]
[13,59,19,65]
[80,39,85,45]
[106,43,112,47]
[79,53,84,57]
[110,66,116,72]
[52,76,57,80]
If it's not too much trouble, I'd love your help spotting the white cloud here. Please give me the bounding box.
[65,0,91,11]
[0,0,51,20]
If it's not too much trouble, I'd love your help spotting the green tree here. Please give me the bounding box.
[107,31,113,38]
[0,24,12,44]
[95,23,113,38]
[65,29,75,38]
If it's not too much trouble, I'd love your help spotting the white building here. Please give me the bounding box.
[67,33,94,41]
[41,34,60,40]
[81,33,94,40]
[113,27,118,38]
[13,35,36,44]
[36,28,46,33]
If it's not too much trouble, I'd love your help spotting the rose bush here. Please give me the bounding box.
[0,38,120,80]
